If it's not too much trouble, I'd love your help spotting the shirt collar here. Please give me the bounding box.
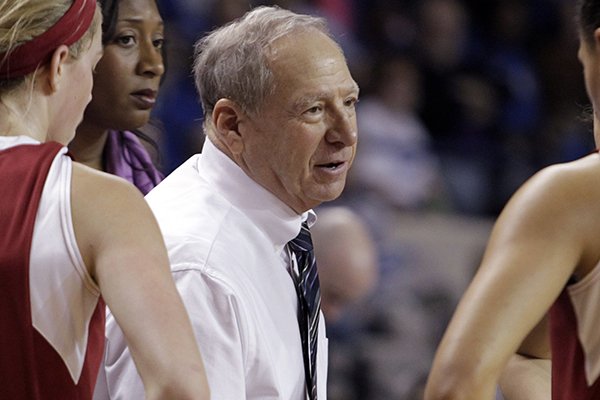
[198,139,315,249]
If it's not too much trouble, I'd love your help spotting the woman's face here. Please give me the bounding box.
[578,33,600,145]
[84,0,164,131]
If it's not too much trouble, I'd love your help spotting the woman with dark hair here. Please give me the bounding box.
[69,0,165,194]
[425,0,600,399]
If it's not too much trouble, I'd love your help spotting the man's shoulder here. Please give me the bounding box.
[152,193,268,271]
[146,155,228,234]
[146,155,203,204]
[164,208,267,263]
[165,217,273,315]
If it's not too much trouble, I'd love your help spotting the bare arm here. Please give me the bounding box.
[500,355,551,400]
[71,164,209,400]
[424,160,600,400]
[499,316,551,400]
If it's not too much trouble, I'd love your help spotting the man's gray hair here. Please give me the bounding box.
[192,6,333,120]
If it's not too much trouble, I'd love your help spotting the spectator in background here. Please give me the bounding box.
[415,0,505,215]
[347,53,444,212]
[482,0,543,210]
[310,206,381,400]
[311,206,379,323]
[154,0,251,173]
[534,0,592,165]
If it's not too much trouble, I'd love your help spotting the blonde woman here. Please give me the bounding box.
[0,1,208,398]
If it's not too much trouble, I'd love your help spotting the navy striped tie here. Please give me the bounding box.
[288,221,321,400]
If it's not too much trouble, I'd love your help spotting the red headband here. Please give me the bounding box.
[0,0,96,80]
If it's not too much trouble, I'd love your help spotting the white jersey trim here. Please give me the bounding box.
[568,260,600,386]
[29,146,100,384]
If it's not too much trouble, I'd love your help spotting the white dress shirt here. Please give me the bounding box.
[93,139,328,400]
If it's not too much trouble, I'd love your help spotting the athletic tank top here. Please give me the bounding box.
[550,262,600,399]
[0,137,104,399]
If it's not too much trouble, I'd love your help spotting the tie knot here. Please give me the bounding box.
[288,221,313,253]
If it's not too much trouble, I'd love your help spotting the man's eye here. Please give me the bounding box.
[345,97,358,107]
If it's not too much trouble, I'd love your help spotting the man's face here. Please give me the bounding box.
[239,30,359,213]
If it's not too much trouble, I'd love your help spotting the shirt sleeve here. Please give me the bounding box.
[93,266,250,400]
[173,267,250,399]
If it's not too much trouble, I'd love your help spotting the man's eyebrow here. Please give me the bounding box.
[293,92,329,109]
[293,84,360,109]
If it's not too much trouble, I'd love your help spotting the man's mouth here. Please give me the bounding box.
[316,161,345,170]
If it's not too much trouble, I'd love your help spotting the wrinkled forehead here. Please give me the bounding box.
[267,30,353,84]
[267,28,342,60]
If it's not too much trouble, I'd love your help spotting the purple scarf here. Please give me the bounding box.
[103,130,163,195]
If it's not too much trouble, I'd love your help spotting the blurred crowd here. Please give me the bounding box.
[150,0,592,398]
[154,0,592,217]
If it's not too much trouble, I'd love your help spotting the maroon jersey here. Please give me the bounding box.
[0,141,104,399]
[550,282,600,399]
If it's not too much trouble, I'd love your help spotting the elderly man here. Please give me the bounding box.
[95,5,359,400]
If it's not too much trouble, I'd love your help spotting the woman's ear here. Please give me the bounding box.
[45,45,70,93]
[212,98,246,155]
[594,27,600,50]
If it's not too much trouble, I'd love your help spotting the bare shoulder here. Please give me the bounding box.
[70,161,159,229]
[508,154,600,214]
[69,162,160,275]
[70,162,144,205]
[537,152,600,185]
[493,153,600,251]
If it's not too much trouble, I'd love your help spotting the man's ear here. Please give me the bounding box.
[212,98,246,155]
[44,45,70,93]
